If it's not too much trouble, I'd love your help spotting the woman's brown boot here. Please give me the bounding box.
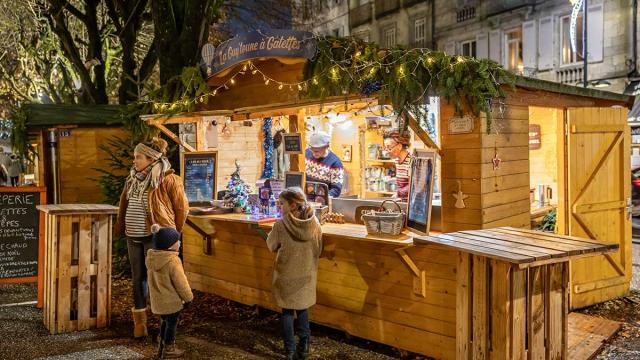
[131,308,148,338]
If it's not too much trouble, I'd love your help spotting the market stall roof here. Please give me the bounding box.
[513,76,633,105]
[22,104,126,127]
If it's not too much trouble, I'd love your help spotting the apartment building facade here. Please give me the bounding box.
[297,0,638,94]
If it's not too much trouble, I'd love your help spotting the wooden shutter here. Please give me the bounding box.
[476,33,488,59]
[522,21,537,70]
[587,4,604,62]
[538,17,554,70]
[489,30,501,63]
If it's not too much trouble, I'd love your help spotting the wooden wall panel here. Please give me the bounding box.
[183,218,458,359]
[57,127,128,204]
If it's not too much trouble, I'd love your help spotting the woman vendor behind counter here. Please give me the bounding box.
[383,132,411,200]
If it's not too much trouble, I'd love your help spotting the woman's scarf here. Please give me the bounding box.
[126,143,172,200]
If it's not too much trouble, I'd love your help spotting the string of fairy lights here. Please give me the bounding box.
[151,34,496,116]
[151,60,330,112]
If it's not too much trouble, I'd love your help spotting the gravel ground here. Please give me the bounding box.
[1,244,639,360]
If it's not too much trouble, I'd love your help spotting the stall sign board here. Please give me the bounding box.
[283,133,303,154]
[406,150,436,235]
[205,30,317,76]
[270,180,285,197]
[448,115,474,134]
[0,187,46,283]
[181,151,218,206]
[284,171,305,190]
[529,124,541,150]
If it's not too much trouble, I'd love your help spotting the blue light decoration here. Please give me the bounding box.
[569,0,584,54]
[261,117,274,179]
[361,79,382,96]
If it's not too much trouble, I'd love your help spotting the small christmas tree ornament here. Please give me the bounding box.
[223,160,252,212]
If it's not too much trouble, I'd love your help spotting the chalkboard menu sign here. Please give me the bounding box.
[407,150,436,235]
[283,133,302,154]
[181,151,218,206]
[0,187,45,282]
[284,171,305,190]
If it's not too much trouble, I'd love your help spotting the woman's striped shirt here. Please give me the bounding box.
[125,187,151,237]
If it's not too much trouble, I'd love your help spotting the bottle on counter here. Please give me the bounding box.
[268,194,277,216]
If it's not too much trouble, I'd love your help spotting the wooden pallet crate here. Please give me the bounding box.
[38,205,117,334]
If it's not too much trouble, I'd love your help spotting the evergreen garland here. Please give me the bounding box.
[304,37,515,132]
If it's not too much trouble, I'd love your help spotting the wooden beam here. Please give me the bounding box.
[155,123,196,152]
[408,113,441,154]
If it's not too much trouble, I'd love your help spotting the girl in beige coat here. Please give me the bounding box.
[267,187,322,360]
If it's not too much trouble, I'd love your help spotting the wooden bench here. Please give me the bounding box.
[414,227,618,360]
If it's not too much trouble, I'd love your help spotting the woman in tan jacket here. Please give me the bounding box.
[267,187,323,360]
[116,137,189,338]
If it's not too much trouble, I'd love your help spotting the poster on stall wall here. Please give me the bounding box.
[406,149,436,235]
[181,151,218,206]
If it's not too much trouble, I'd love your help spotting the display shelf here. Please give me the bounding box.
[366,159,395,163]
[365,191,396,195]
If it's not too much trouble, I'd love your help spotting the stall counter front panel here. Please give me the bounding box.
[182,213,458,359]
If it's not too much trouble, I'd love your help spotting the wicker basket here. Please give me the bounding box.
[361,200,405,236]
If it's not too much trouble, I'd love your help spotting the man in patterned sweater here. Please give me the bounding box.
[305,131,344,197]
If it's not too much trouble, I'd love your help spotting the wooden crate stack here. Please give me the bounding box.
[38,204,118,334]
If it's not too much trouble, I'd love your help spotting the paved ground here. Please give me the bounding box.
[1,243,639,360]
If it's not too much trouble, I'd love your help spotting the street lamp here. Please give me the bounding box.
[569,0,588,88]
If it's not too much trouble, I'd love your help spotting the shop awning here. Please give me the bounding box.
[23,104,127,127]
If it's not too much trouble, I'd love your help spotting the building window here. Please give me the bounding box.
[382,26,396,48]
[561,14,584,65]
[505,28,523,71]
[413,17,427,48]
[331,27,342,37]
[461,40,476,57]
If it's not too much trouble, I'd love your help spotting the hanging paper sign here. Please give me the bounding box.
[206,30,317,76]
[529,124,541,150]
[448,115,474,134]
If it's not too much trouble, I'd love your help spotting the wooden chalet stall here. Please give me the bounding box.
[144,50,632,358]
[20,104,128,204]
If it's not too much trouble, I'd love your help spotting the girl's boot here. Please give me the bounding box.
[297,337,309,359]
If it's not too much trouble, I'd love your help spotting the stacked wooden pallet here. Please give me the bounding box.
[38,204,117,334]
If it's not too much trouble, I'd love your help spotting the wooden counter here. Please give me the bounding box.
[182,215,615,359]
[182,213,457,359]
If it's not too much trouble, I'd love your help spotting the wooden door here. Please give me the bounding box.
[565,107,631,309]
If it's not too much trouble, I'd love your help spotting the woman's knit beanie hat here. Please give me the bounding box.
[151,224,181,250]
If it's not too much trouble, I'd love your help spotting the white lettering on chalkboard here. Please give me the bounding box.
[0,191,40,279]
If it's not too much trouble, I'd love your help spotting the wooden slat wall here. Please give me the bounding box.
[439,101,531,231]
[57,127,128,204]
[183,218,458,359]
[455,255,570,360]
[215,119,266,191]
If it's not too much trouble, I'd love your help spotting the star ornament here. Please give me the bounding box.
[492,153,502,170]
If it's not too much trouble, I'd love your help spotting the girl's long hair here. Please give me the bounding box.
[279,187,314,220]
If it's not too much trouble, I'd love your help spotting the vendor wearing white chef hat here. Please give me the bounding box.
[304,131,344,197]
